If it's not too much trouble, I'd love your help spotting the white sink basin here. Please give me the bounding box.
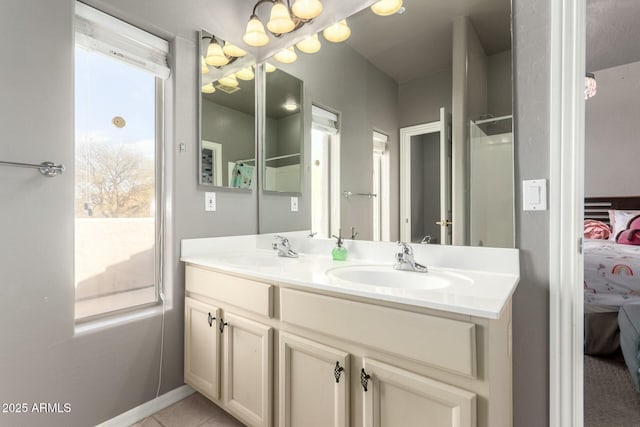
[326,265,473,290]
[217,251,300,268]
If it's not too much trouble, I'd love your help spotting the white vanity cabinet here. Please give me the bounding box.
[185,267,273,427]
[361,358,476,427]
[278,332,350,427]
[184,264,512,427]
[184,297,220,401]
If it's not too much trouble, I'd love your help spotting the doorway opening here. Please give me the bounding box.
[400,107,452,245]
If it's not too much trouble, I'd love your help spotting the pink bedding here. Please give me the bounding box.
[584,239,640,306]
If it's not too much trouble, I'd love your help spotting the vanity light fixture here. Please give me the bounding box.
[267,1,296,34]
[243,15,270,47]
[202,82,216,93]
[222,42,247,57]
[205,37,229,66]
[218,74,239,87]
[371,0,403,16]
[283,101,299,111]
[323,19,351,43]
[243,0,323,47]
[274,46,297,64]
[296,33,321,53]
[292,0,323,19]
[235,66,255,80]
[585,72,597,100]
[203,35,244,68]
[201,56,209,74]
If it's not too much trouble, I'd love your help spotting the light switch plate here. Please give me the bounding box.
[290,196,299,212]
[522,179,547,211]
[205,192,216,212]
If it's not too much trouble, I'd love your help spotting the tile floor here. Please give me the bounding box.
[130,392,245,427]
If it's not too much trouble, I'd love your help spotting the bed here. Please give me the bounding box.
[584,196,640,355]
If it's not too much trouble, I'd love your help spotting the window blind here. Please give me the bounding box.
[75,2,170,79]
[373,131,388,154]
[312,105,339,135]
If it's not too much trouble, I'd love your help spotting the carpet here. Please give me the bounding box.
[584,354,640,426]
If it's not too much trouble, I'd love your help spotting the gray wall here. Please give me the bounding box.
[202,99,255,186]
[398,69,453,128]
[488,50,514,117]
[512,0,551,425]
[409,133,441,243]
[585,60,640,197]
[0,1,258,426]
[266,40,400,240]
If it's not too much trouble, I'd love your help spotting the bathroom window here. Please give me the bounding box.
[73,3,170,320]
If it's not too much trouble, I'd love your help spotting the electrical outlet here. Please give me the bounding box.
[205,192,216,212]
[179,142,187,153]
[290,196,299,212]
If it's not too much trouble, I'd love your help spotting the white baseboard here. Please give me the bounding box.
[97,385,195,427]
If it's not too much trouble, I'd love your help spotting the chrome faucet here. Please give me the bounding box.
[272,236,299,258]
[394,242,428,272]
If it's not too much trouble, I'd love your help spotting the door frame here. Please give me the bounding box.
[548,0,585,426]
[399,108,451,244]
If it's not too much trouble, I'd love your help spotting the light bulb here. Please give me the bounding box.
[371,0,403,16]
[274,46,297,64]
[267,2,295,34]
[205,39,229,66]
[223,42,247,57]
[202,82,215,93]
[265,62,277,73]
[236,66,255,80]
[201,56,209,74]
[323,20,351,43]
[292,0,323,20]
[243,15,269,47]
[296,34,321,54]
[218,74,239,87]
[283,102,298,111]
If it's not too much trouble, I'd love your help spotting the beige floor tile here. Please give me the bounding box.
[153,393,229,427]
[197,415,246,427]
[129,416,163,427]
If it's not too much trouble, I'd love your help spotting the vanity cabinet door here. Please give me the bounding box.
[279,332,349,427]
[185,297,221,401]
[222,312,273,427]
[361,358,476,427]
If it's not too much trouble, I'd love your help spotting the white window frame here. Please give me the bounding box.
[73,2,170,322]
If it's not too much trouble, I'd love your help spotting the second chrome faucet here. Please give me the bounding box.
[394,242,428,272]
[272,236,299,258]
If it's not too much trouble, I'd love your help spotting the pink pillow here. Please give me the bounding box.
[616,214,640,245]
[609,210,640,241]
[584,219,611,240]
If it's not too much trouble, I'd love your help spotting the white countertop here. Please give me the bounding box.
[181,233,520,319]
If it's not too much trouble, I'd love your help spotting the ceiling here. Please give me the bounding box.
[586,0,640,72]
[344,0,511,84]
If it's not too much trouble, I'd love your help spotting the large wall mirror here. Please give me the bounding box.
[259,0,514,248]
[199,29,257,189]
[264,68,303,193]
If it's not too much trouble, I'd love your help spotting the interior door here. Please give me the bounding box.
[438,107,453,245]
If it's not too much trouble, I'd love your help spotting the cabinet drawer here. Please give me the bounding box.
[280,288,476,377]
[186,265,273,317]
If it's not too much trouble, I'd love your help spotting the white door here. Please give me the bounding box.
[439,107,453,245]
[279,332,349,427]
[222,312,273,427]
[400,107,452,244]
[184,297,220,401]
[361,358,476,427]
